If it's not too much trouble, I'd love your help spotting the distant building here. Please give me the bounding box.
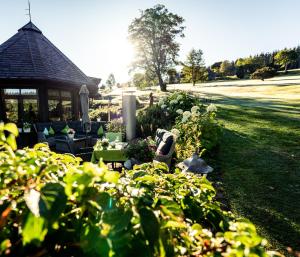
[0,22,100,124]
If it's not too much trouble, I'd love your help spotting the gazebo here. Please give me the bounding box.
[0,22,100,125]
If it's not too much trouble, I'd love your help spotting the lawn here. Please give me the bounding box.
[215,96,300,255]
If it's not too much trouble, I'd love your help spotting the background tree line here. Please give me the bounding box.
[128,5,300,90]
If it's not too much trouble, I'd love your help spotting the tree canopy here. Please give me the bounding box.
[106,73,116,89]
[274,49,298,73]
[128,4,185,91]
[182,49,205,86]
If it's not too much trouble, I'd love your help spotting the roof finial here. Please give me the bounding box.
[26,0,32,22]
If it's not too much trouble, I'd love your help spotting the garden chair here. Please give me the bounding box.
[154,129,177,167]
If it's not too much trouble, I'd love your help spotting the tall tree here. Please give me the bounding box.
[106,73,116,89]
[182,49,205,86]
[128,5,185,91]
[220,60,235,76]
[274,49,298,73]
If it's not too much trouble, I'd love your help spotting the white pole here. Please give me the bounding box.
[122,94,136,141]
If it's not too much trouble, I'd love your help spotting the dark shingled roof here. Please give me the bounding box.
[0,22,100,88]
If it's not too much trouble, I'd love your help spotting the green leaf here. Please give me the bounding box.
[139,207,160,247]
[81,224,111,257]
[0,239,11,254]
[162,220,186,229]
[39,183,67,223]
[6,134,17,151]
[103,171,120,184]
[4,123,19,137]
[22,213,48,246]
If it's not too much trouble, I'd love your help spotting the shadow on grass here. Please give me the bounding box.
[213,95,300,254]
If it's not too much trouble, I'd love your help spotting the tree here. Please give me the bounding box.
[128,5,185,91]
[167,68,178,84]
[182,49,205,86]
[106,73,116,89]
[132,72,158,89]
[219,60,235,76]
[274,49,298,73]
[250,67,277,80]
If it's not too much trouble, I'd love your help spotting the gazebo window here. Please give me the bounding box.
[3,88,38,123]
[48,89,73,121]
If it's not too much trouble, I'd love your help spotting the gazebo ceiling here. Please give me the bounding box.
[0,21,100,88]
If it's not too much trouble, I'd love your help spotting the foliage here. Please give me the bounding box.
[274,49,298,72]
[137,92,202,138]
[106,73,116,89]
[94,138,110,149]
[236,66,245,79]
[167,68,179,84]
[220,60,235,76]
[174,105,222,160]
[136,105,173,137]
[132,72,158,89]
[125,138,156,162]
[128,4,185,91]
[0,126,279,256]
[250,67,277,80]
[182,49,205,85]
[89,105,121,121]
[106,119,125,133]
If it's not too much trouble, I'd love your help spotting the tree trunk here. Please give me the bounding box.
[157,72,166,91]
[284,63,288,73]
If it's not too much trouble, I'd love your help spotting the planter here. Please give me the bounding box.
[68,134,75,140]
[23,128,31,133]
[106,132,122,142]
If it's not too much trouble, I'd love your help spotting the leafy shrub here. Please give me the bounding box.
[236,66,245,79]
[137,92,202,138]
[158,92,201,118]
[89,105,121,121]
[106,118,125,133]
[136,105,173,137]
[174,104,222,160]
[125,138,155,162]
[0,123,279,256]
[250,67,277,80]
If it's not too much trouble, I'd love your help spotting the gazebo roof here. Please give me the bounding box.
[0,22,99,88]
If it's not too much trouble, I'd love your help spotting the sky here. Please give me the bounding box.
[0,0,300,83]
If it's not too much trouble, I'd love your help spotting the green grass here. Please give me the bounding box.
[215,96,300,255]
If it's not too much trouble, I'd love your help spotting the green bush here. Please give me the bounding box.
[125,138,156,162]
[250,67,277,80]
[137,92,202,138]
[136,105,173,137]
[0,123,279,256]
[89,105,120,121]
[174,104,222,160]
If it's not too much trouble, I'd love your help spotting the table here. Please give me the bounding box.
[91,142,128,165]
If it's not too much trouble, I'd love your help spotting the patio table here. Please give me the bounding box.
[91,142,128,164]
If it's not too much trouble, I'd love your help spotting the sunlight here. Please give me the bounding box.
[96,37,135,83]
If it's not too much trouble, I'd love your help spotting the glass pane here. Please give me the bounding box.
[23,99,38,122]
[4,99,18,122]
[48,89,60,98]
[61,91,71,98]
[48,100,61,121]
[4,89,20,95]
[62,100,72,121]
[21,89,37,95]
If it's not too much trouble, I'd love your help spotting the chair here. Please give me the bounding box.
[154,129,177,167]
[55,137,92,155]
